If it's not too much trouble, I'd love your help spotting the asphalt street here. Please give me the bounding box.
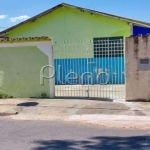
[0,117,149,150]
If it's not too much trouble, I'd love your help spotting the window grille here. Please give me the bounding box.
[93,37,124,57]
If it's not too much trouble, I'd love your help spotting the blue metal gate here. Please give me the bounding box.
[53,38,125,99]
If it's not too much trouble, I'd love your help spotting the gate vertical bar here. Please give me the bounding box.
[123,37,126,99]
[86,40,89,98]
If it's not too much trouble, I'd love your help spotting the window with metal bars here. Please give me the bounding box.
[93,37,124,57]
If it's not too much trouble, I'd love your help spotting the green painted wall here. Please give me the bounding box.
[0,46,50,98]
[8,6,131,58]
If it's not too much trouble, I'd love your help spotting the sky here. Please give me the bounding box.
[0,0,150,31]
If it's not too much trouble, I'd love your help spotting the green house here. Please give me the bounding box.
[1,3,150,60]
[1,3,150,99]
[1,3,150,41]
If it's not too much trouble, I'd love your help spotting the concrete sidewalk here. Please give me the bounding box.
[0,98,150,130]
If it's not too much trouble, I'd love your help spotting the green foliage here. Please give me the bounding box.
[0,90,13,99]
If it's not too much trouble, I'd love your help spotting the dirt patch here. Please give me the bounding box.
[77,102,132,115]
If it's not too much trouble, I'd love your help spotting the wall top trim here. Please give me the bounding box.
[0,36,51,43]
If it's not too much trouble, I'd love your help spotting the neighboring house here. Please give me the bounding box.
[1,3,150,99]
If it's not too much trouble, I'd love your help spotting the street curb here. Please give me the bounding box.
[0,112,18,116]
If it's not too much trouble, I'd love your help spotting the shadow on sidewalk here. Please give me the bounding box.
[17,102,39,107]
[32,135,150,150]
[54,97,114,102]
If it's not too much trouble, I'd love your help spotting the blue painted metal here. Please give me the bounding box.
[54,57,125,85]
[133,26,150,36]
